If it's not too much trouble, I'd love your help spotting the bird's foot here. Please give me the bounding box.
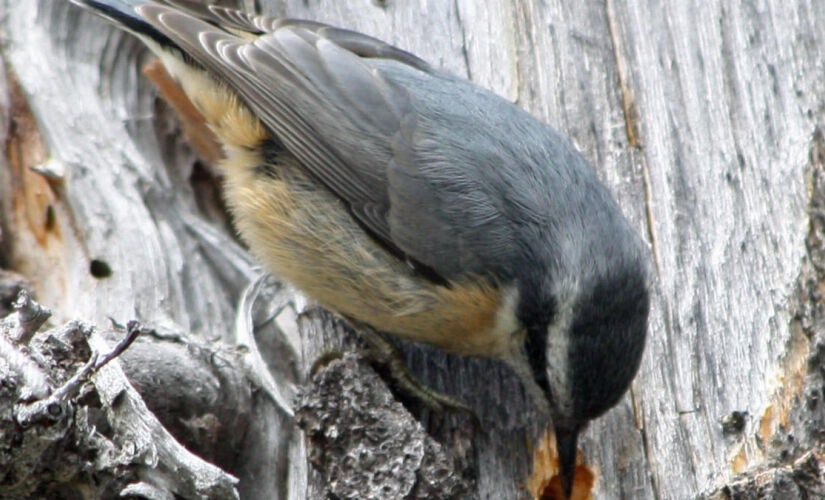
[344,317,477,419]
[310,349,348,375]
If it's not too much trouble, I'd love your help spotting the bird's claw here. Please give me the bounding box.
[344,317,478,420]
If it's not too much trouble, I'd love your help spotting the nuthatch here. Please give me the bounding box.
[69,0,652,496]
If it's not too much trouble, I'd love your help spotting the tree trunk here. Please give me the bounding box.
[1,0,824,498]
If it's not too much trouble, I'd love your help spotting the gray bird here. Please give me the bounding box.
[68,0,652,496]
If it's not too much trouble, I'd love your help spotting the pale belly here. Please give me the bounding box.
[222,149,514,358]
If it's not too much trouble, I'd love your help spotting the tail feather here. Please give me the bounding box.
[69,0,177,50]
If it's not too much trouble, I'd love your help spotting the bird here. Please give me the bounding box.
[67,1,652,497]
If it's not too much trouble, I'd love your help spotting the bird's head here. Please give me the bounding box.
[508,256,650,498]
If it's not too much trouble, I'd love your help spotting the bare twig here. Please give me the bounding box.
[234,272,297,416]
[16,321,141,427]
[97,320,142,370]
[5,290,51,344]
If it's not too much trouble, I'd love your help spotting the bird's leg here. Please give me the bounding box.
[343,317,477,417]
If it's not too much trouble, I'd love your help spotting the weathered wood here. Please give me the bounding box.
[0,292,240,499]
[295,353,471,499]
[1,0,824,498]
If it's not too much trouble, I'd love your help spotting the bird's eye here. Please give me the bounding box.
[524,325,551,396]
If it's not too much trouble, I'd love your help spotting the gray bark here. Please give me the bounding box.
[1,0,824,499]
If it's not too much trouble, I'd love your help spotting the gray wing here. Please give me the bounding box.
[139,5,548,282]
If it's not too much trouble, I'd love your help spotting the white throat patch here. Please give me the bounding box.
[544,292,576,416]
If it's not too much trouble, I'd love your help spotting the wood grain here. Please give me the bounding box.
[2,0,824,498]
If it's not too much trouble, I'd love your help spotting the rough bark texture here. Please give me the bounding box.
[295,353,471,499]
[1,0,824,499]
[0,289,240,499]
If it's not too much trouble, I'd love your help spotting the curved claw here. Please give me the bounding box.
[345,316,479,422]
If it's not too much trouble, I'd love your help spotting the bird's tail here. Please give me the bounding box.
[69,0,177,50]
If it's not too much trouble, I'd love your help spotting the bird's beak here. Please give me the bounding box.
[555,424,579,499]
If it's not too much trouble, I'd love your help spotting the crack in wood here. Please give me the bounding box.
[603,4,667,499]
[452,0,473,82]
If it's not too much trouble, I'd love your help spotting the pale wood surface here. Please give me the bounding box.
[1,0,824,498]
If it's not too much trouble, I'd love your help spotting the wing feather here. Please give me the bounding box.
[139,4,522,282]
